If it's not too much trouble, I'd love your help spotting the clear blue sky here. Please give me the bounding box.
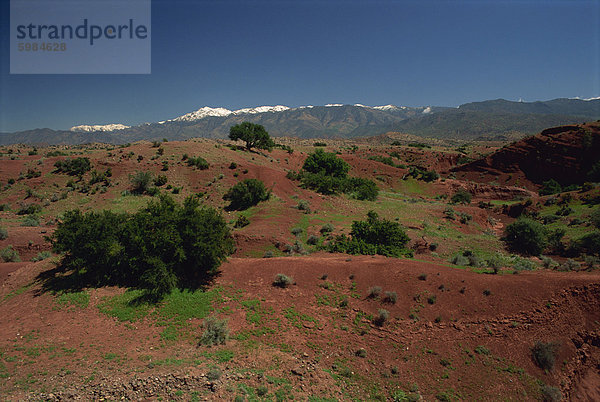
[1,0,598,132]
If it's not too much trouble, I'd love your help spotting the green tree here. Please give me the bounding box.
[302,149,350,177]
[503,218,548,255]
[229,122,274,151]
[539,179,562,196]
[223,179,270,210]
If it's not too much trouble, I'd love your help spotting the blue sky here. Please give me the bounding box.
[1,0,599,132]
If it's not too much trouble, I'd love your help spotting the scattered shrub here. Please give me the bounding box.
[53,157,91,176]
[320,223,334,234]
[540,384,562,402]
[263,250,274,258]
[373,309,389,326]
[427,295,436,304]
[187,156,209,170]
[418,273,427,281]
[129,171,154,195]
[571,231,600,256]
[31,251,51,262]
[296,199,310,212]
[382,291,397,304]
[558,258,580,272]
[291,227,303,236]
[539,179,562,196]
[21,215,40,227]
[273,273,294,288]
[451,190,472,205]
[531,341,560,371]
[154,175,168,187]
[0,227,7,240]
[504,218,548,255]
[313,142,327,147]
[367,286,382,299]
[17,203,42,215]
[483,289,491,296]
[200,317,229,346]
[512,257,536,271]
[591,207,600,229]
[228,162,237,169]
[0,245,21,262]
[443,207,455,220]
[223,179,270,211]
[306,235,319,245]
[234,215,250,228]
[355,348,367,358]
[541,255,559,269]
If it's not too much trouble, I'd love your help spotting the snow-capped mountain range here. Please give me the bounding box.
[70,103,418,131]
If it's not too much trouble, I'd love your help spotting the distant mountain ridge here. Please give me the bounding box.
[1,98,598,145]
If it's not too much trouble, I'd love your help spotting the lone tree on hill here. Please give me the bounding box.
[229,122,274,152]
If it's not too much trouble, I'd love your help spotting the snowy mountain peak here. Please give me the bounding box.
[372,105,400,111]
[232,105,290,115]
[70,124,130,132]
[171,107,233,122]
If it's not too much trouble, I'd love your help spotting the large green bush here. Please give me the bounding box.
[51,195,233,299]
[298,149,378,200]
[223,179,270,210]
[327,211,410,257]
[539,179,562,196]
[229,122,274,151]
[53,157,91,176]
[503,218,548,255]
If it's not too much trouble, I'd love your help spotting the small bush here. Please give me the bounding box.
[540,384,562,402]
[206,368,222,381]
[451,190,472,205]
[187,156,209,170]
[17,203,42,215]
[427,295,436,304]
[53,157,91,176]
[367,286,382,299]
[531,341,560,371]
[451,254,469,266]
[296,199,310,212]
[223,179,270,211]
[382,291,397,304]
[512,257,536,271]
[373,309,389,326]
[263,250,274,258]
[0,227,8,240]
[200,317,229,346]
[0,245,21,262]
[291,227,303,236]
[504,218,548,255]
[355,348,367,358]
[539,179,562,196]
[443,207,455,220]
[154,175,168,187]
[130,171,154,195]
[483,289,491,296]
[229,162,237,169]
[234,215,250,228]
[418,273,427,281]
[591,207,600,229]
[306,235,319,245]
[558,258,580,272]
[571,231,600,256]
[273,273,294,288]
[32,251,51,262]
[541,255,559,269]
[320,223,334,234]
[21,215,40,227]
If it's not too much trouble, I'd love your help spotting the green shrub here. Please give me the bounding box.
[0,245,20,262]
[296,199,310,212]
[327,211,410,257]
[541,255,558,269]
[291,227,303,236]
[234,215,250,228]
[0,227,8,240]
[531,341,560,371]
[229,162,237,169]
[154,175,168,187]
[303,149,350,177]
[51,195,233,299]
[367,286,382,299]
[32,251,51,262]
[504,218,548,255]
[187,156,209,170]
[313,142,327,147]
[320,223,334,234]
[571,231,600,256]
[129,171,154,195]
[539,179,562,196]
[53,157,91,176]
[383,291,397,304]
[512,257,536,271]
[306,235,319,245]
[373,309,389,326]
[223,179,270,211]
[540,384,562,402]
[591,208,600,229]
[200,317,229,346]
[451,190,472,205]
[21,215,40,227]
[355,348,367,358]
[17,203,42,215]
[346,177,379,201]
[273,274,294,288]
